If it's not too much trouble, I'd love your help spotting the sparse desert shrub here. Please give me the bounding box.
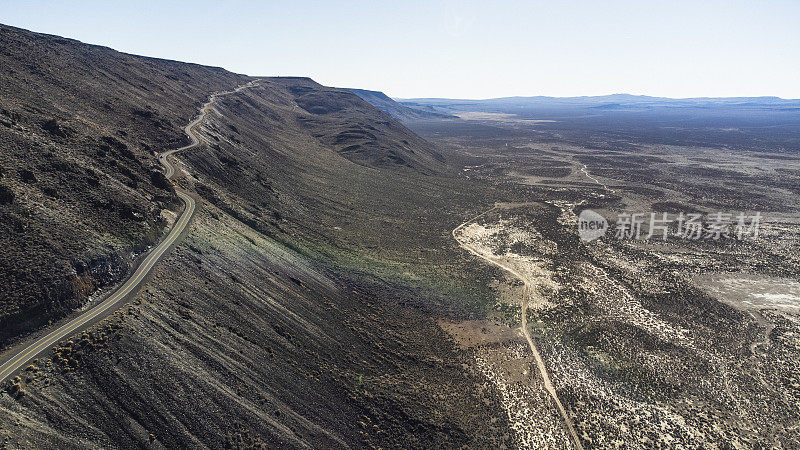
[132,108,154,119]
[150,170,172,190]
[118,165,136,180]
[20,169,36,183]
[118,202,144,221]
[0,184,13,204]
[42,118,69,137]
[219,155,239,167]
[100,135,135,159]
[69,272,97,300]
[100,135,126,151]
[8,376,24,397]
[85,168,101,187]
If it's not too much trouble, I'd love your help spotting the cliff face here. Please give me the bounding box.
[0,25,509,447]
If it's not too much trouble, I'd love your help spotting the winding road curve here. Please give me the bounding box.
[0,80,259,384]
[452,206,584,450]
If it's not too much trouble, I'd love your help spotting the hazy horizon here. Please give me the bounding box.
[2,3,800,448]
[392,92,800,101]
[2,0,798,100]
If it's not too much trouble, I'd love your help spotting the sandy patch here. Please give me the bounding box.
[692,273,800,314]
[454,111,557,122]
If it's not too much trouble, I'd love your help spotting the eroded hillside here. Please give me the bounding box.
[0,24,245,346]
[0,25,513,448]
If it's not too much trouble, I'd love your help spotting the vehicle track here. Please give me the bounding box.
[452,206,584,450]
[0,80,260,384]
[579,163,615,194]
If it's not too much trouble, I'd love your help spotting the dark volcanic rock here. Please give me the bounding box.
[0,23,245,346]
[19,169,36,183]
[0,23,509,450]
[272,77,445,173]
[0,184,13,204]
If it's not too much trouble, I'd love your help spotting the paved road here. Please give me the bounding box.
[453,205,584,450]
[0,80,259,384]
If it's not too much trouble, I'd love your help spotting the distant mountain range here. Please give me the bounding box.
[346,89,800,129]
[397,93,800,113]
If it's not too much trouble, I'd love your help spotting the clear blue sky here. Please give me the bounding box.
[1,0,798,99]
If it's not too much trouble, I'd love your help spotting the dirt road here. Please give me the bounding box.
[0,80,260,384]
[452,205,584,449]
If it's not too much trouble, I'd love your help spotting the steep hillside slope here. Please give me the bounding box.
[0,24,246,346]
[283,80,445,172]
[346,88,455,122]
[0,26,512,447]
[1,199,510,448]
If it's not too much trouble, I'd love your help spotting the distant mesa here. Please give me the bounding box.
[345,88,456,122]
[265,78,446,173]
